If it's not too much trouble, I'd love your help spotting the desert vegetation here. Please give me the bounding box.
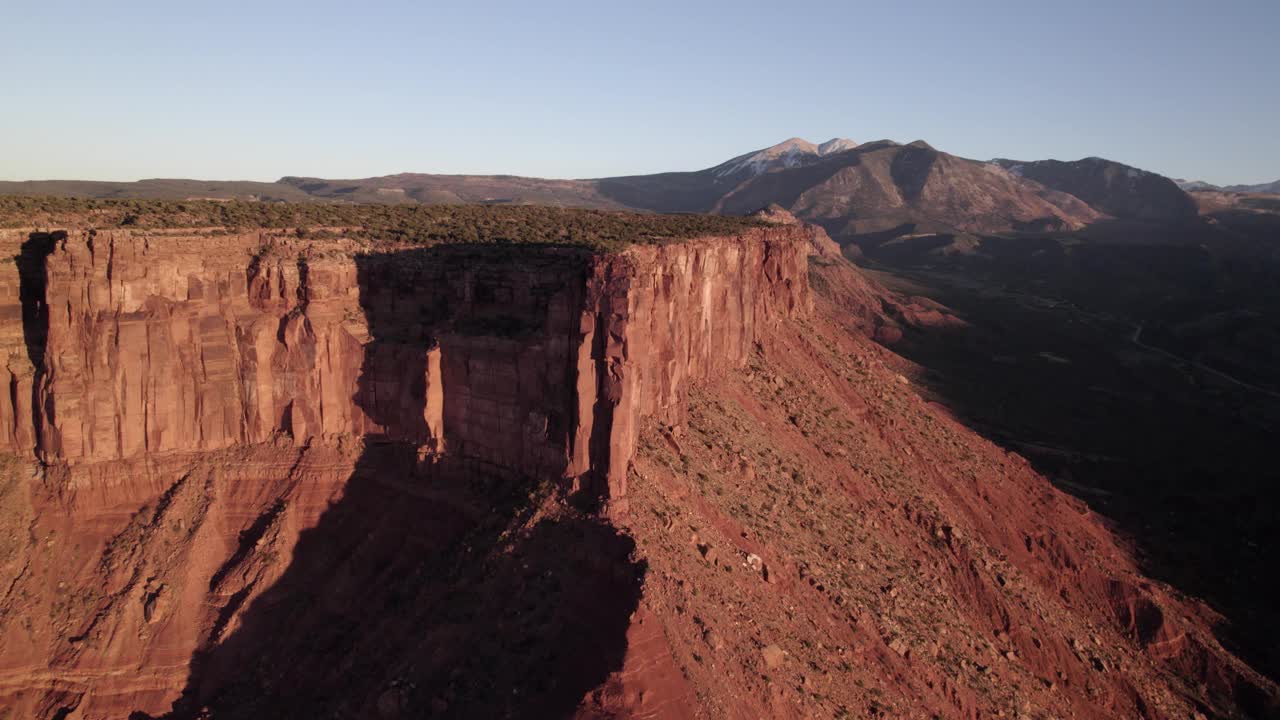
[0,196,767,251]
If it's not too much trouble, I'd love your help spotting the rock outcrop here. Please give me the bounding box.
[0,224,811,717]
[0,226,809,503]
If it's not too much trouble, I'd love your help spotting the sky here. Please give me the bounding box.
[2,0,1277,185]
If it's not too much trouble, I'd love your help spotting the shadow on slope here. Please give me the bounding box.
[138,244,643,720]
[847,243,1280,687]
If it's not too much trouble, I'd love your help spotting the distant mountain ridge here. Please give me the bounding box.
[1225,179,1280,194]
[1174,178,1222,192]
[585,137,1103,235]
[991,157,1197,221]
[1175,178,1280,194]
[706,140,1101,235]
[275,173,628,209]
[0,137,1211,240]
[0,178,316,203]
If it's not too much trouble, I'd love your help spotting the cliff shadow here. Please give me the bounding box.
[17,232,57,370]
[857,248,1280,686]
[144,244,642,720]
[17,232,58,448]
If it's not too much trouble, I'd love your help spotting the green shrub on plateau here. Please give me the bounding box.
[0,196,767,251]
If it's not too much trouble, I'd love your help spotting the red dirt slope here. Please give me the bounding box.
[585,259,1278,719]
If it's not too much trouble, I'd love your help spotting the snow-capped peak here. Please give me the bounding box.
[713,137,858,178]
[818,138,859,155]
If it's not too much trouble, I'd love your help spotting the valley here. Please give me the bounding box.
[855,230,1280,687]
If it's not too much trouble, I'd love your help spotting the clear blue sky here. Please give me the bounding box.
[3,0,1276,185]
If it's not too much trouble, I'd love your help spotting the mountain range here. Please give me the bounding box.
[2,138,1274,242]
[990,157,1197,221]
[3,141,1280,718]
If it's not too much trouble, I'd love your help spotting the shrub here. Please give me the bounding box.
[0,196,768,252]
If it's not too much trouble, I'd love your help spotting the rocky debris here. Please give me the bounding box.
[697,543,718,566]
[888,638,911,658]
[702,627,725,652]
[761,644,787,669]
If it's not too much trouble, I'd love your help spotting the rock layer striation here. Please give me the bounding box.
[0,227,809,501]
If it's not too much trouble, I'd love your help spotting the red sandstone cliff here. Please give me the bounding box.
[0,225,812,718]
[0,226,808,499]
[0,223,1274,719]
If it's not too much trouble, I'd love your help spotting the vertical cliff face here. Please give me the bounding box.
[0,225,813,718]
[572,237,810,505]
[0,227,810,503]
[0,225,814,718]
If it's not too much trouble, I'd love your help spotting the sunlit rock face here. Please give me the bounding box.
[0,226,809,490]
[0,225,811,718]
